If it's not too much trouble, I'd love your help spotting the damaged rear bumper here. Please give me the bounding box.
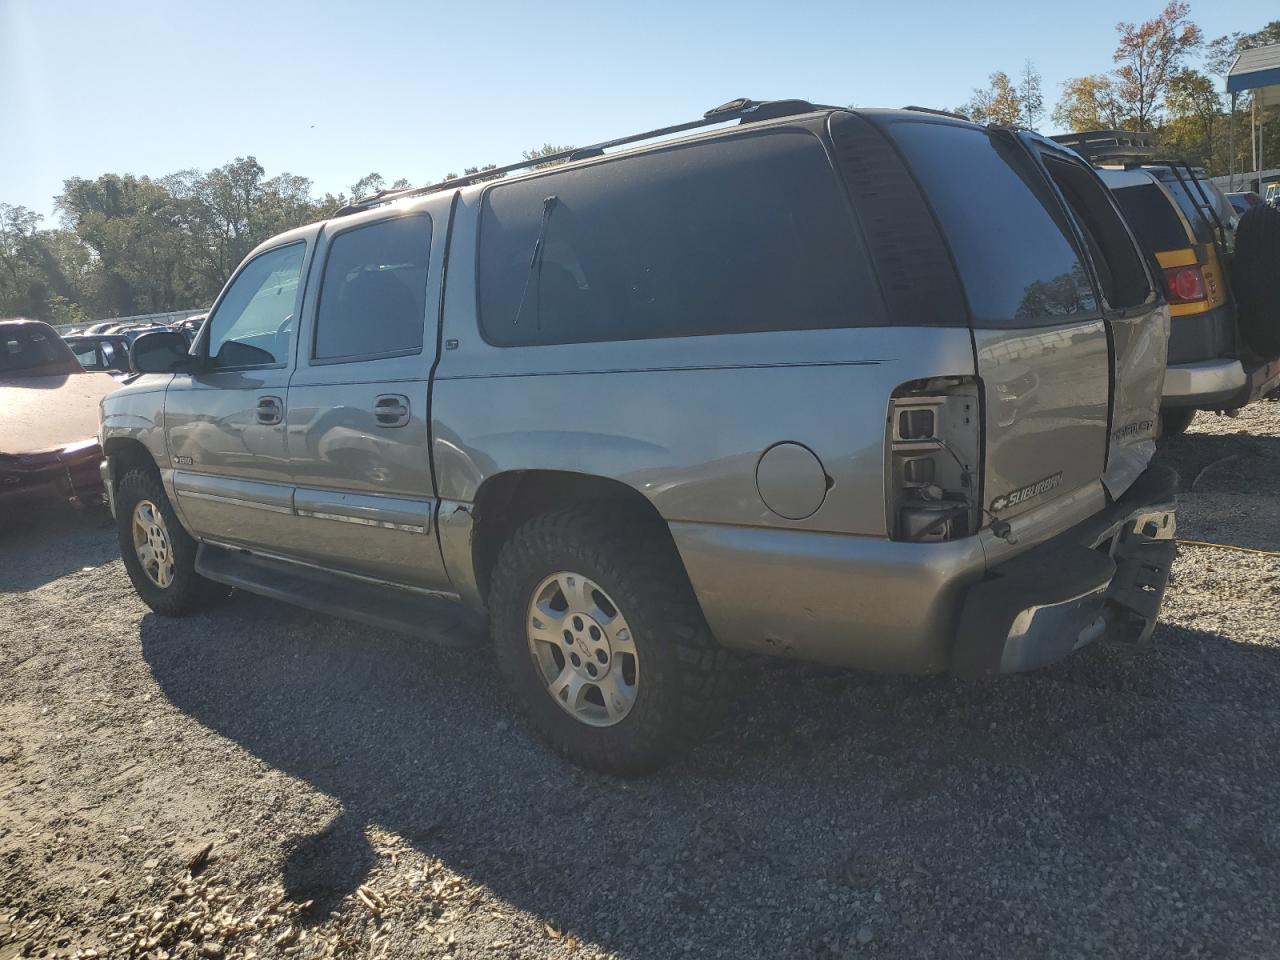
[952,464,1178,678]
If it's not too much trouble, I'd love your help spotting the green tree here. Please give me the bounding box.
[1018,60,1045,130]
[1206,20,1280,77]
[522,144,576,169]
[1162,69,1223,169]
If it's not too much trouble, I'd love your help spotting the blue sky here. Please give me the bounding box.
[1,0,1271,221]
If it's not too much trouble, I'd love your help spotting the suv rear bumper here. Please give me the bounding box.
[672,465,1177,676]
[1162,358,1246,406]
[1163,355,1280,410]
[950,464,1177,677]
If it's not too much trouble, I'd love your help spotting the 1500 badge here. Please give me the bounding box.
[172,455,194,466]
[990,471,1062,513]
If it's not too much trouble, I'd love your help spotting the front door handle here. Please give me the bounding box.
[256,395,283,425]
[374,394,411,428]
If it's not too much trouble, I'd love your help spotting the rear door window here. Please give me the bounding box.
[1043,157,1152,310]
[1110,183,1191,253]
[477,128,882,346]
[313,214,432,362]
[887,120,1097,328]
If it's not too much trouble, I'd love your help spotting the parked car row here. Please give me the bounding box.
[8,101,1278,775]
[58,315,207,378]
[0,319,118,517]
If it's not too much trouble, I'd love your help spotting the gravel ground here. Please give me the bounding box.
[2,401,1278,960]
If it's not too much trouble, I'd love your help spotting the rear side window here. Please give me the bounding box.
[314,215,432,362]
[888,120,1097,328]
[477,129,882,346]
[1044,157,1151,310]
[1110,183,1191,253]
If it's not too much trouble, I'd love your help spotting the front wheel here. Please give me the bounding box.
[114,466,230,616]
[489,505,737,776]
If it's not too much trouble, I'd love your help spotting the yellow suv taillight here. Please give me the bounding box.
[1162,265,1207,304]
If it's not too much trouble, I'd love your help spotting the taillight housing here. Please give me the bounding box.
[886,377,981,542]
[1163,265,1206,304]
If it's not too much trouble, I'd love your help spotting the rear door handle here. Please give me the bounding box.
[256,395,283,425]
[374,394,410,428]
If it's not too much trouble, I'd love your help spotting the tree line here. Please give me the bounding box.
[0,147,569,326]
[959,7,1279,180]
[3,5,1277,326]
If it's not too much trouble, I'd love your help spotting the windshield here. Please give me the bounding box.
[0,324,81,377]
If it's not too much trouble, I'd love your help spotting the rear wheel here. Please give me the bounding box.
[1160,408,1197,438]
[488,505,737,776]
[114,466,229,616]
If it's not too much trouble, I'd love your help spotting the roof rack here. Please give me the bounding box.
[1049,129,1158,163]
[332,98,834,217]
[902,105,969,121]
[1050,129,1229,249]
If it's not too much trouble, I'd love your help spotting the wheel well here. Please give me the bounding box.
[103,437,158,486]
[471,470,681,602]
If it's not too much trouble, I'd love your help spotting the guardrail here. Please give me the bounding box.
[52,308,208,335]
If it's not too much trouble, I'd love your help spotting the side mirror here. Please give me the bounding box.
[131,331,196,374]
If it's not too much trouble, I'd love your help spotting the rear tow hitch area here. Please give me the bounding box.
[952,466,1177,678]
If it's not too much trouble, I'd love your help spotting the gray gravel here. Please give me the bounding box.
[2,401,1278,960]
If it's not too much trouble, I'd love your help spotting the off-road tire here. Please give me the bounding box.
[1160,408,1197,438]
[114,466,230,616]
[1232,202,1280,359]
[489,504,738,776]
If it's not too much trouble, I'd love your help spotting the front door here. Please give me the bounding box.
[284,202,451,591]
[164,237,312,549]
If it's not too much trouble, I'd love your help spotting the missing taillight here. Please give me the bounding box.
[1162,265,1206,304]
[886,377,981,542]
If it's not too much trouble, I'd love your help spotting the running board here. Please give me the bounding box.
[195,542,484,647]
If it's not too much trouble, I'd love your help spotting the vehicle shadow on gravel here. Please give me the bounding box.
[140,592,1280,959]
[0,507,116,593]
[1154,427,1280,552]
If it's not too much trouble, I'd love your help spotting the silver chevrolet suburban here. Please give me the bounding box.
[101,99,1178,774]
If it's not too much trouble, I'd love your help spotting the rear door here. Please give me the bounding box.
[1032,144,1166,495]
[886,118,1113,522]
[284,198,451,591]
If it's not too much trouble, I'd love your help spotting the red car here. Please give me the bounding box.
[1,319,119,514]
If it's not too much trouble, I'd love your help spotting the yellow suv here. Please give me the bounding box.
[1054,131,1280,435]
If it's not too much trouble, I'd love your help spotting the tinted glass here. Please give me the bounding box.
[889,120,1097,327]
[1045,157,1151,309]
[69,341,100,367]
[207,243,305,368]
[478,129,881,346]
[314,215,432,361]
[0,324,78,375]
[1110,184,1190,253]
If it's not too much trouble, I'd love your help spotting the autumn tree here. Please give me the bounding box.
[1051,75,1126,132]
[1111,1,1203,131]
[964,71,1022,125]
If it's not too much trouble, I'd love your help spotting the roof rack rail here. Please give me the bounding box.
[332,97,833,217]
[902,105,969,121]
[1049,129,1158,163]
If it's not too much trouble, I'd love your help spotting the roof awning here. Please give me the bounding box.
[1228,42,1280,107]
